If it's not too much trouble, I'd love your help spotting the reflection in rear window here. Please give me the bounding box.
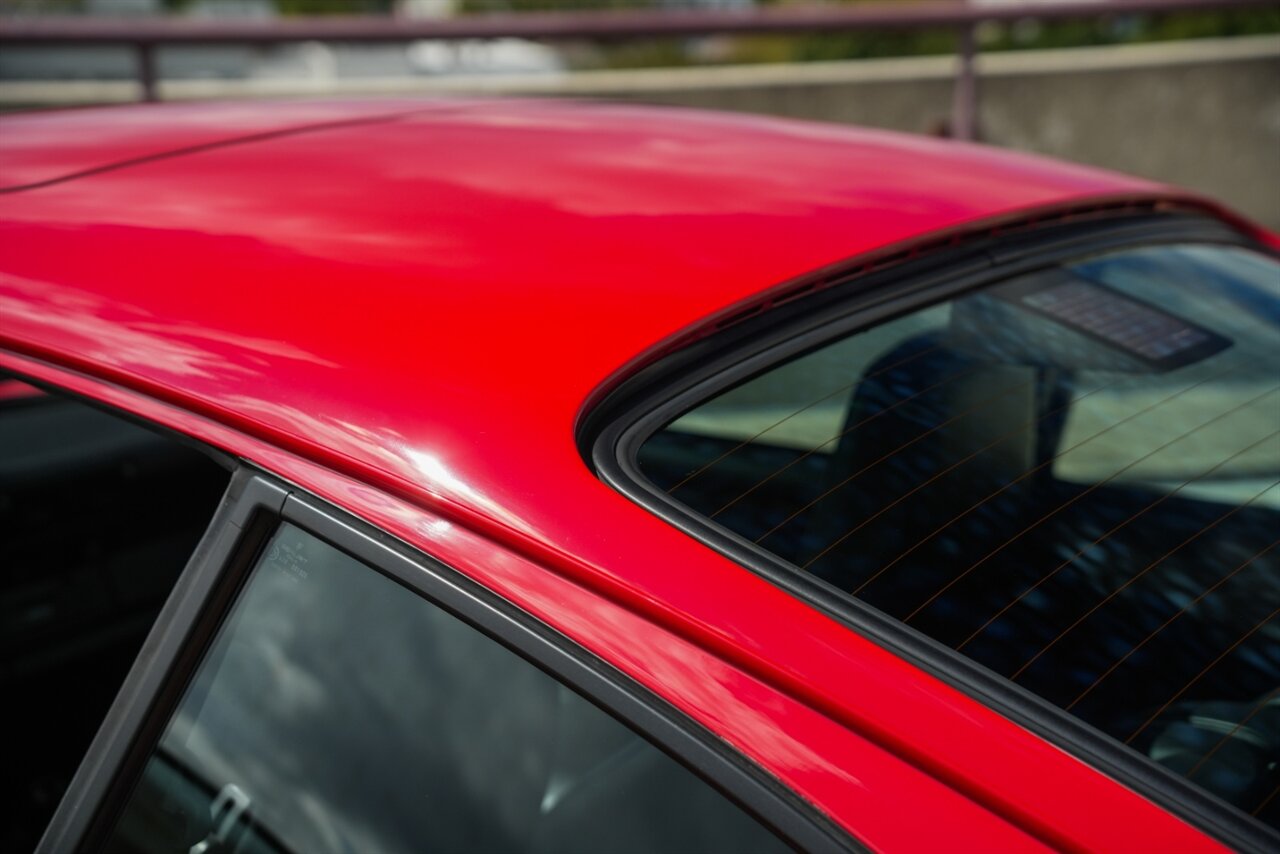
[638,244,1280,827]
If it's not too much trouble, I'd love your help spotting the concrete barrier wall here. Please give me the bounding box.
[3,35,1277,226]
[540,37,1280,228]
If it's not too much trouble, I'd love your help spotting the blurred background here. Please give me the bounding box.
[1,0,1277,226]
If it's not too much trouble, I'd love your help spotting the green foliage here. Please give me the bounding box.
[730,29,958,65]
[977,9,1280,52]
[157,0,392,12]
[274,0,392,12]
[589,40,692,70]
[458,0,659,12]
[243,0,390,12]
[722,10,1280,67]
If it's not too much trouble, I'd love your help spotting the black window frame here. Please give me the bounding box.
[0,369,239,853]
[12,389,857,854]
[582,210,1280,853]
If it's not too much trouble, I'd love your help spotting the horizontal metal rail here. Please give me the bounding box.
[1,0,1274,127]
[1,0,1273,43]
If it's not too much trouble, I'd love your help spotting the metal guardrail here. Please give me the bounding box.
[1,0,1275,136]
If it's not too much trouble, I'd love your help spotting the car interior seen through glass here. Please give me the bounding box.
[637,243,1280,827]
[0,379,230,852]
[106,524,788,854]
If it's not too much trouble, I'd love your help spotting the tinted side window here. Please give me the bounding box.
[106,524,787,854]
[637,244,1280,826]
[0,379,229,851]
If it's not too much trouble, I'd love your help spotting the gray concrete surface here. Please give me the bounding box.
[3,35,1277,226]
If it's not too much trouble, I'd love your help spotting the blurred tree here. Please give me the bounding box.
[274,0,393,12]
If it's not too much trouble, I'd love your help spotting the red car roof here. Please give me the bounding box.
[0,98,1176,532]
[0,99,1235,851]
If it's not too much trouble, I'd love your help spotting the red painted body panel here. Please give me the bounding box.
[0,349,1048,854]
[0,99,1247,850]
[0,99,438,191]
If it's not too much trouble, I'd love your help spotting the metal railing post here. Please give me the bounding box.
[136,42,158,102]
[950,24,978,141]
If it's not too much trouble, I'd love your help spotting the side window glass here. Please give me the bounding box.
[106,524,788,854]
[0,378,229,851]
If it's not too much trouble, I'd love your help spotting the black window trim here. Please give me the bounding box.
[35,467,286,854]
[583,210,1280,853]
[33,458,857,854]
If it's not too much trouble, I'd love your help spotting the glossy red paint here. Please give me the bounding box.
[0,377,42,402]
[0,348,1048,853]
[0,99,437,191]
[0,99,1248,851]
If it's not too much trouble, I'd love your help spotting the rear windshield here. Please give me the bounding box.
[637,243,1280,827]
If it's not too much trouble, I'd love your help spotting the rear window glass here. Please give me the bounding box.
[636,243,1280,827]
